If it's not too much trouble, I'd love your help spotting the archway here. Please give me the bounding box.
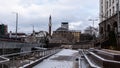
[113,22,117,32]
[100,27,103,34]
[107,24,111,32]
[113,22,117,27]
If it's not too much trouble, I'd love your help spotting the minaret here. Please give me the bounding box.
[49,15,52,36]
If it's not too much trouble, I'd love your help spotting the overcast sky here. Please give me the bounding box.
[0,0,99,33]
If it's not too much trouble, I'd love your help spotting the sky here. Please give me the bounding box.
[0,0,99,33]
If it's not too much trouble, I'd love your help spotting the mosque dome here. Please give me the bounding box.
[56,27,68,31]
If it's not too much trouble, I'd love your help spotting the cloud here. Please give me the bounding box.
[0,0,99,33]
[69,21,82,30]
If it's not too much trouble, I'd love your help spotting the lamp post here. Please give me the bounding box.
[13,12,18,40]
[89,19,98,47]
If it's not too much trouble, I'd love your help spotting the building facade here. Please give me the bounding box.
[70,30,81,43]
[99,0,120,49]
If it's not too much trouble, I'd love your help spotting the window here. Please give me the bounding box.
[109,0,111,7]
[116,3,118,13]
[106,1,109,9]
[107,25,111,32]
[110,9,111,16]
[107,11,109,17]
[112,6,114,15]
[113,0,114,3]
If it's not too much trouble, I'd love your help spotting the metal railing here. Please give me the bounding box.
[89,51,120,62]
[0,49,61,68]
[82,50,101,68]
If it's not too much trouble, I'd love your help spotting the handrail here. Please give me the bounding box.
[88,51,120,64]
[82,50,101,68]
[94,49,118,56]
[0,56,9,63]
[19,49,61,68]
[1,50,46,57]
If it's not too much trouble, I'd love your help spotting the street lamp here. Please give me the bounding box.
[88,19,98,47]
[12,12,18,40]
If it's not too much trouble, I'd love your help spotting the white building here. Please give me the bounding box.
[100,0,119,21]
[25,31,48,44]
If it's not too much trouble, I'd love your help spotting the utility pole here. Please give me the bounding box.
[13,12,18,40]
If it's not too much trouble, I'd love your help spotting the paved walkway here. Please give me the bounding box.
[33,49,79,68]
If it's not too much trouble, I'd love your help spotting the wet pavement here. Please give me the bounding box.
[33,49,79,68]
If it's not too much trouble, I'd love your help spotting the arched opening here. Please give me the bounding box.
[113,22,117,28]
[113,22,117,32]
[100,27,103,34]
[107,24,111,32]
[113,22,117,27]
[107,23,117,49]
